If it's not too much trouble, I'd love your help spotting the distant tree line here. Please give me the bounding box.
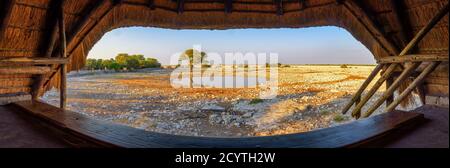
[85,53,161,71]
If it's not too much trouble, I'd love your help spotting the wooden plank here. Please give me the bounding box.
[0,87,30,94]
[10,101,424,148]
[377,54,448,64]
[0,66,52,74]
[0,78,33,87]
[0,57,69,65]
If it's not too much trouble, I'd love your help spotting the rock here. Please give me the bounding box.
[242,112,253,118]
[201,104,225,112]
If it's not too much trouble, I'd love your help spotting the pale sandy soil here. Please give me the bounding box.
[42,65,391,137]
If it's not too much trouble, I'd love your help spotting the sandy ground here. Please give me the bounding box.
[42,65,391,137]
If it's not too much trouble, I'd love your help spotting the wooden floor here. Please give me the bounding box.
[2,100,443,148]
[384,105,449,148]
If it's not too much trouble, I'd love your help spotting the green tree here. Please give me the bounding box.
[179,49,208,88]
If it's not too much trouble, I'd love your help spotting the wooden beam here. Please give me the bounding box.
[0,0,15,39]
[39,0,64,58]
[225,0,233,13]
[0,67,52,74]
[377,54,449,64]
[343,0,400,56]
[386,62,441,112]
[56,0,105,58]
[351,64,397,119]
[385,77,394,107]
[59,3,67,109]
[341,64,383,114]
[0,57,69,65]
[389,0,410,49]
[362,63,421,118]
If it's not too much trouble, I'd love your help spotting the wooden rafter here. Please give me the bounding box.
[342,0,400,56]
[58,0,105,57]
[0,0,15,39]
[389,0,411,49]
[39,0,64,58]
[44,1,116,88]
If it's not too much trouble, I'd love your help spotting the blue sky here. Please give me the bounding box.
[88,26,376,65]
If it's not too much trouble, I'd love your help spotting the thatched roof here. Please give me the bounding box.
[0,0,448,103]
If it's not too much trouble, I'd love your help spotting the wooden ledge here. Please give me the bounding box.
[8,101,425,148]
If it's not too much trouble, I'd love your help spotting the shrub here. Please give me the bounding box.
[249,98,264,104]
[340,64,349,68]
[333,114,347,122]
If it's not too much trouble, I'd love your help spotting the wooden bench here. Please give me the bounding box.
[8,101,425,148]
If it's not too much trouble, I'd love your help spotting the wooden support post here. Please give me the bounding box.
[362,62,421,118]
[298,0,306,10]
[177,0,184,14]
[275,0,283,16]
[147,0,155,10]
[386,62,441,112]
[354,95,361,119]
[351,64,397,118]
[58,6,67,109]
[385,77,394,107]
[225,0,233,13]
[341,64,383,114]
